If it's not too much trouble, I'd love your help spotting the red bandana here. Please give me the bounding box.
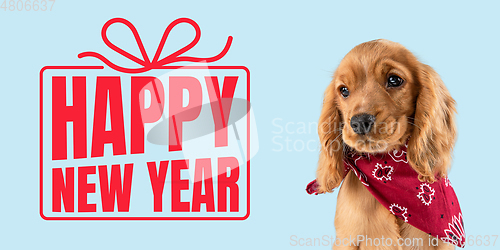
[306,143,465,248]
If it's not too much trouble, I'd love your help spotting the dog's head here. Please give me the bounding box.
[316,39,457,193]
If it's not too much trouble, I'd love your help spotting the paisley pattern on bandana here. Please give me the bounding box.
[372,163,394,182]
[344,154,370,186]
[389,203,408,222]
[417,183,435,206]
[441,213,466,248]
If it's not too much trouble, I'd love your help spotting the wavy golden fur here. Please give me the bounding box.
[316,39,457,249]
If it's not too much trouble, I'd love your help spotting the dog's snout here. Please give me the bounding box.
[350,113,376,135]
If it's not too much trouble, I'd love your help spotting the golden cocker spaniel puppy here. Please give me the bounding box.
[311,39,463,250]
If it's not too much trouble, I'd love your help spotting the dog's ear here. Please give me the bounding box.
[316,82,345,193]
[408,64,457,183]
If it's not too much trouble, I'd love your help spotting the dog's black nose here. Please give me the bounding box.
[350,113,376,135]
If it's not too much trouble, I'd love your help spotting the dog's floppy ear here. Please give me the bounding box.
[408,64,457,183]
[316,82,345,193]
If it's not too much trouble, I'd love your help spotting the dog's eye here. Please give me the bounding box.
[387,75,404,88]
[340,87,350,98]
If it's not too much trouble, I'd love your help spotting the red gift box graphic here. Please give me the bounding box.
[40,18,254,220]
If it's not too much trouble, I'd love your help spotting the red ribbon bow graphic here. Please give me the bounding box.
[78,18,233,73]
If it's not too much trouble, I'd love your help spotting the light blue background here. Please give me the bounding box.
[1,0,498,249]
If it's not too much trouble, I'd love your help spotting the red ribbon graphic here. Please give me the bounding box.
[78,18,233,73]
